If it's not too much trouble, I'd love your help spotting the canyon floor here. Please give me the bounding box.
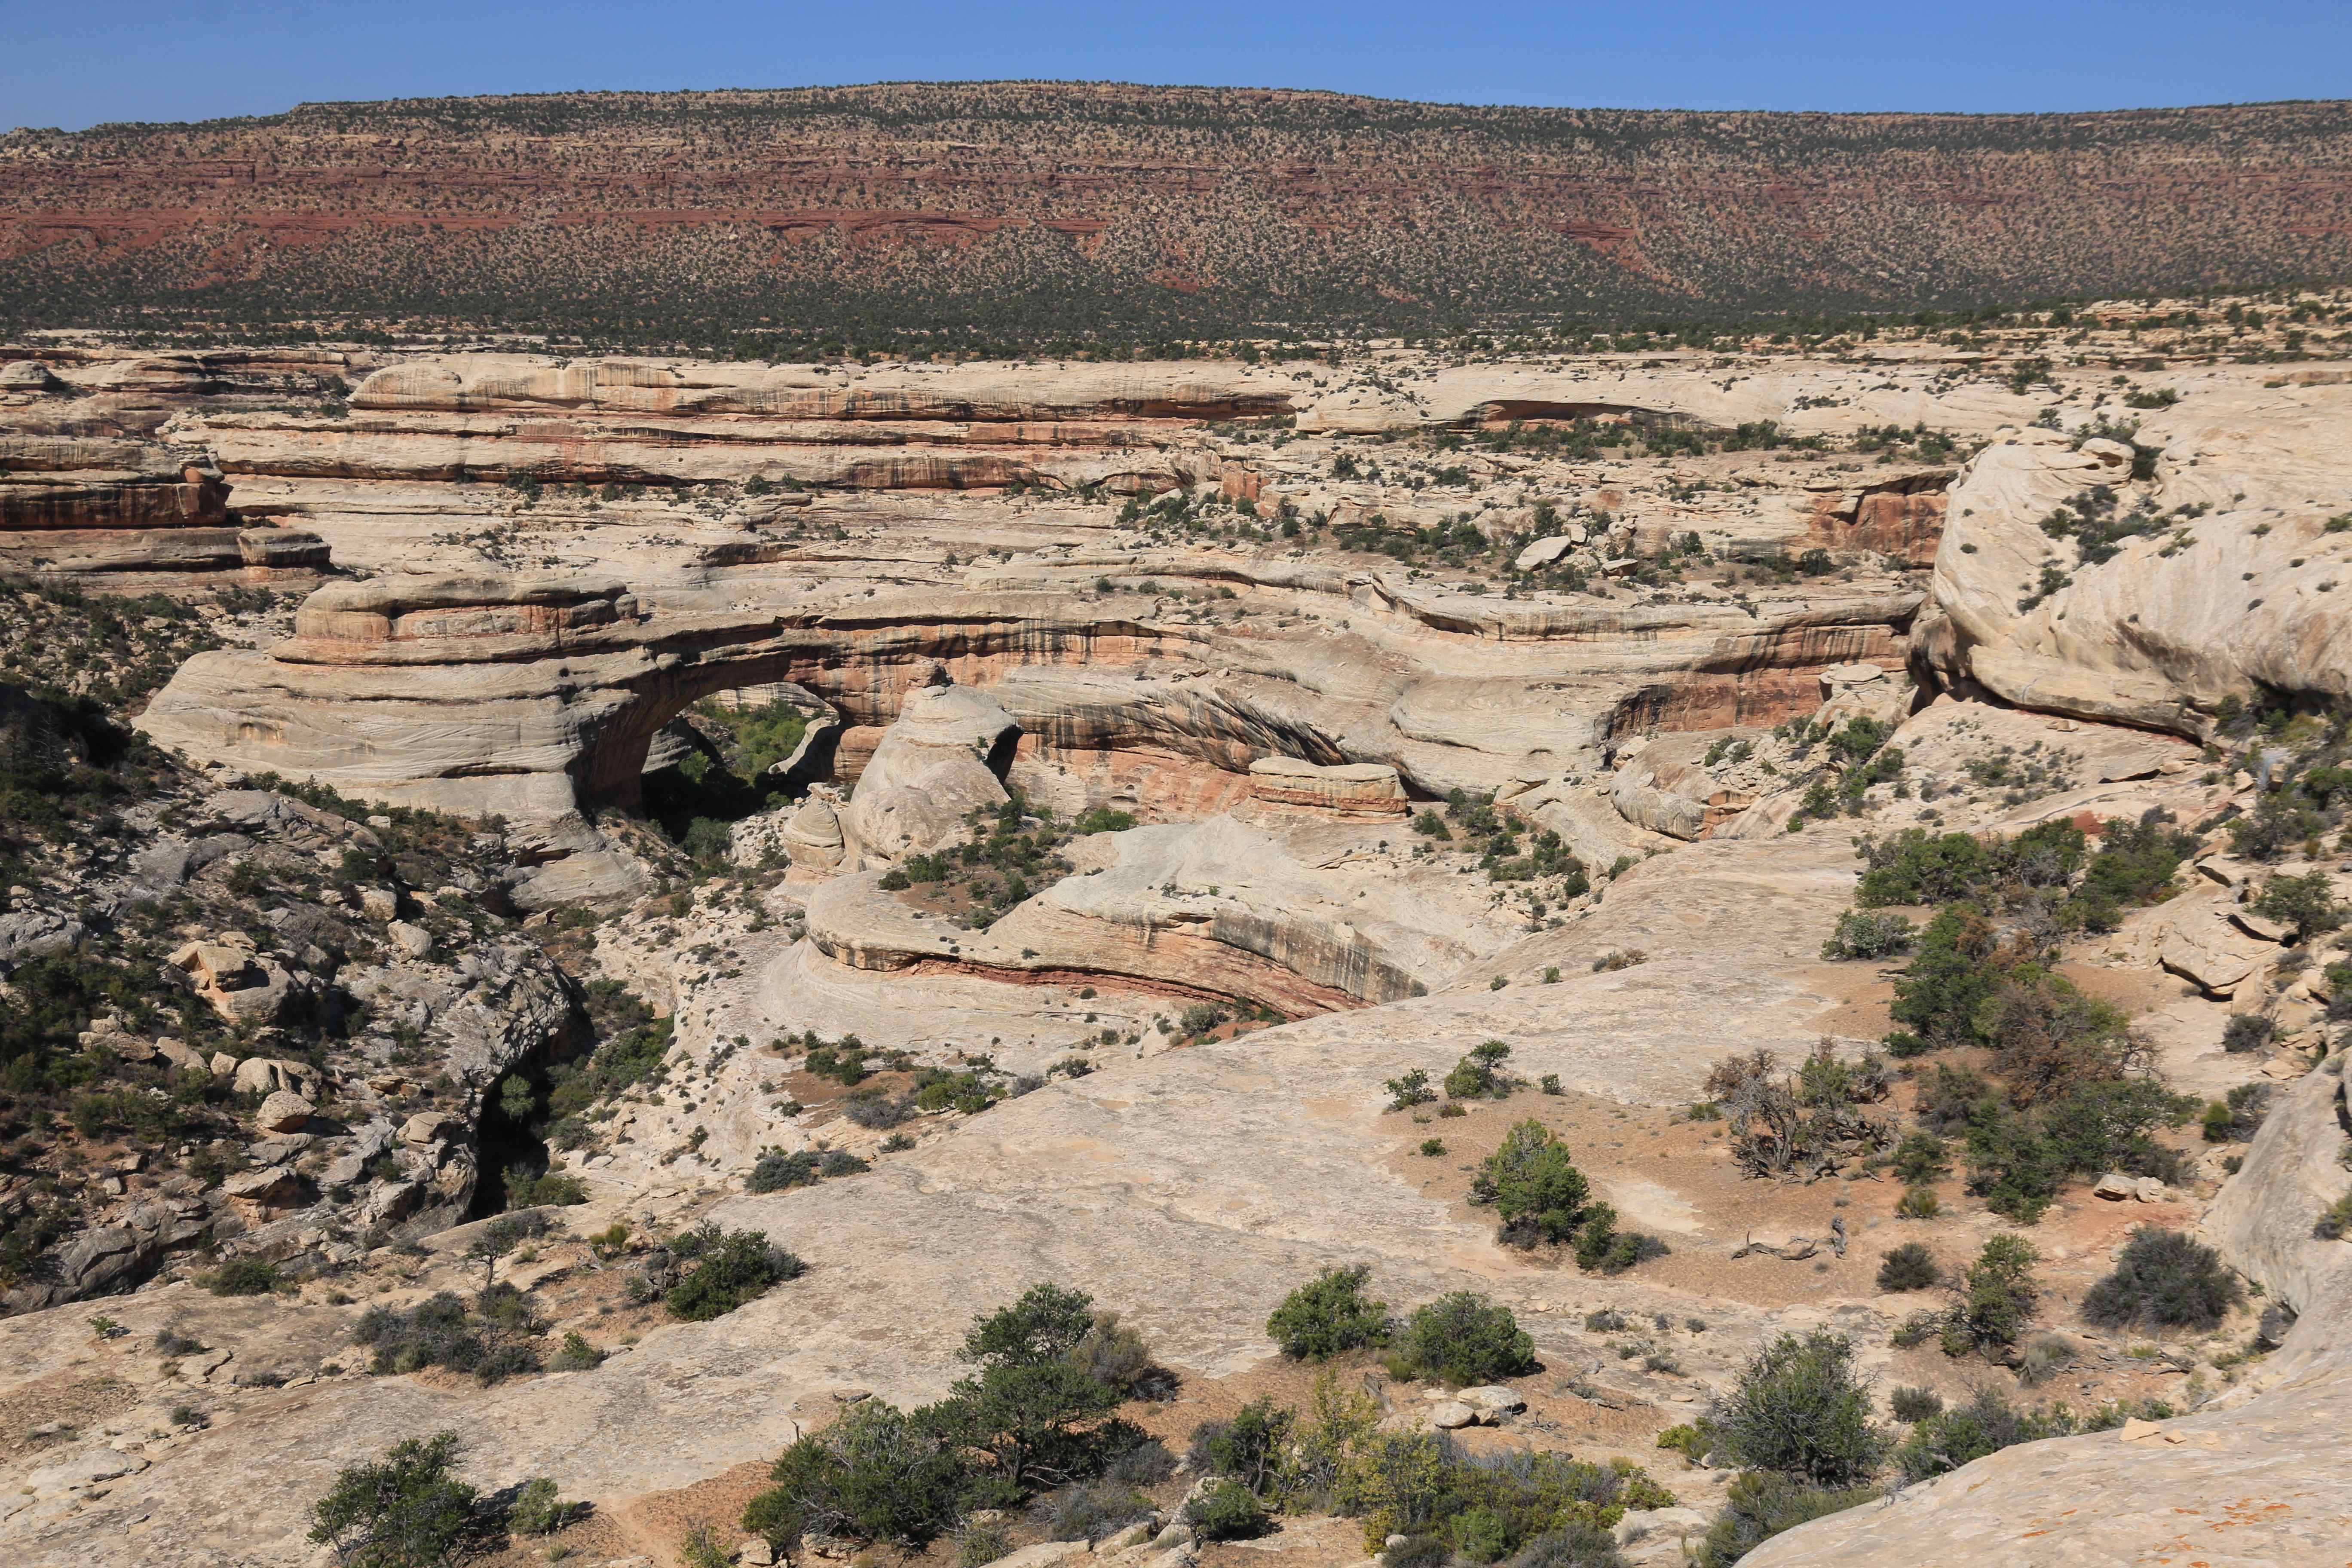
[3,309,2350,1567]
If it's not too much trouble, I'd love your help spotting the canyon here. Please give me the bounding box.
[1,300,2350,1568]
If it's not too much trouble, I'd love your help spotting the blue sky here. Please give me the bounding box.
[5,0,2347,130]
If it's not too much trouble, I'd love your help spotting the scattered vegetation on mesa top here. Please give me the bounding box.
[875,791,1079,927]
[0,585,226,713]
[22,86,2351,354]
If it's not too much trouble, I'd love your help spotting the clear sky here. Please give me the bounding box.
[5,0,2347,132]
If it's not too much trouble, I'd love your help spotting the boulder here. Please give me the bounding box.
[168,937,300,1024]
[1514,535,1576,570]
[155,1039,208,1073]
[1456,1384,1526,1415]
[232,1057,321,1098]
[401,1110,459,1147]
[2159,929,2259,998]
[781,791,849,871]
[255,1090,316,1134]
[2091,1171,2164,1203]
[387,920,435,959]
[1427,1400,1479,1429]
[220,1167,303,1204]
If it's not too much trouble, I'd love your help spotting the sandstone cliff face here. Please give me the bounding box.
[0,423,330,589]
[1919,379,2352,736]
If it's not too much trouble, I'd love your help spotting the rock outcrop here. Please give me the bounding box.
[0,432,330,590]
[1917,380,2352,736]
[840,674,1021,860]
[806,812,1516,1011]
[1244,756,1409,819]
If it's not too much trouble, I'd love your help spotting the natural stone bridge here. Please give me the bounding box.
[138,570,1918,901]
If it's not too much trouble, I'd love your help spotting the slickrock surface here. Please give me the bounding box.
[7,331,2352,1568]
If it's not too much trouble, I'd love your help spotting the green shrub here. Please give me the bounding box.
[2229,791,2324,861]
[1506,1522,1626,1568]
[1711,1332,1884,1487]
[1695,1471,1872,1568]
[1946,1234,2040,1354]
[1445,1041,1515,1100]
[1888,1386,1943,1422]
[309,1431,478,1568]
[958,1522,1011,1568]
[1854,830,1993,907]
[2069,814,2196,927]
[2221,1014,2275,1054]
[1386,1069,1436,1111]
[1895,1185,1940,1219]
[207,1257,282,1296]
[1820,910,1916,961]
[1889,1131,1950,1185]
[2082,1228,2242,1332]
[1400,1293,1535,1385]
[353,1285,545,1384]
[1069,1308,1158,1396]
[1570,1204,1668,1274]
[743,1398,965,1551]
[1656,1421,1717,1465]
[1472,1119,1590,1247]
[680,1524,729,1568]
[2201,1083,2272,1143]
[1335,1432,1665,1559]
[2035,1077,2199,1181]
[1876,1243,1939,1292]
[1384,1538,1449,1568]
[1895,1389,2074,1482]
[503,1169,587,1207]
[1184,1480,1270,1541]
[1193,1396,1295,1496]
[1961,1106,2064,1224]
[665,1227,805,1320]
[2251,870,2345,940]
[942,1283,1126,1490]
[1049,1481,1155,1542]
[747,1151,821,1191]
[2315,1189,2352,1240]
[506,1477,579,1536]
[1888,906,2005,1050]
[551,1331,605,1371]
[1268,1265,1393,1360]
